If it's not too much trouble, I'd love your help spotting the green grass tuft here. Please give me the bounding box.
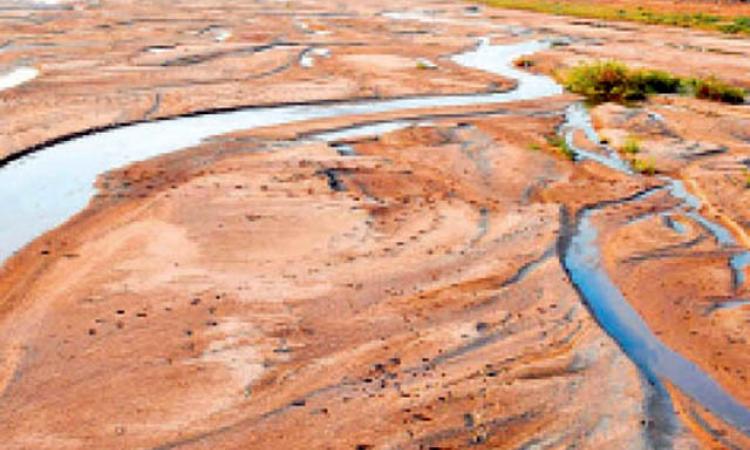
[546,135,575,160]
[682,76,746,105]
[632,157,657,175]
[561,60,746,105]
[562,61,681,103]
[622,136,641,154]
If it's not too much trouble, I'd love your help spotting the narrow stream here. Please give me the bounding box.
[561,105,750,434]
[0,39,558,263]
[1,35,748,435]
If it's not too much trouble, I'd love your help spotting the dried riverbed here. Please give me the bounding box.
[0,0,749,448]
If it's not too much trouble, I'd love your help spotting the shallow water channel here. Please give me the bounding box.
[0,39,558,262]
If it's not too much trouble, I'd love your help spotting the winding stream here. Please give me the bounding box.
[0,39,558,263]
[561,105,750,434]
[1,35,749,435]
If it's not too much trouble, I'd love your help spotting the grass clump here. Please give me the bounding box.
[562,60,746,105]
[562,61,681,103]
[622,136,641,154]
[546,135,575,160]
[682,77,746,105]
[632,157,657,175]
[718,16,750,34]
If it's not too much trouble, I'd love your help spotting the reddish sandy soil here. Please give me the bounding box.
[1,0,750,449]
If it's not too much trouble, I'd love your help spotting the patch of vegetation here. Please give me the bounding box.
[744,169,750,189]
[718,16,750,34]
[632,157,657,175]
[529,142,542,151]
[682,76,746,104]
[561,60,746,105]
[475,0,750,36]
[622,136,641,154]
[546,135,575,160]
[561,61,681,103]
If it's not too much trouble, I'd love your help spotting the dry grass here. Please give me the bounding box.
[474,0,750,35]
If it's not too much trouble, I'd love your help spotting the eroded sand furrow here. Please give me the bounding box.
[0,110,655,448]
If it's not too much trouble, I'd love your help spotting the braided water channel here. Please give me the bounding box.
[0,36,748,437]
[561,103,750,436]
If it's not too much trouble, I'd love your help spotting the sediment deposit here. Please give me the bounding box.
[1,0,749,448]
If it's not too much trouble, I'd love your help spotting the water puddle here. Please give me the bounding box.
[330,144,357,157]
[300,48,330,68]
[730,253,750,290]
[0,67,38,91]
[144,45,175,54]
[8,0,71,9]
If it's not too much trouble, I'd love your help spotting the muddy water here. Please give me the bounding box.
[1,34,749,436]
